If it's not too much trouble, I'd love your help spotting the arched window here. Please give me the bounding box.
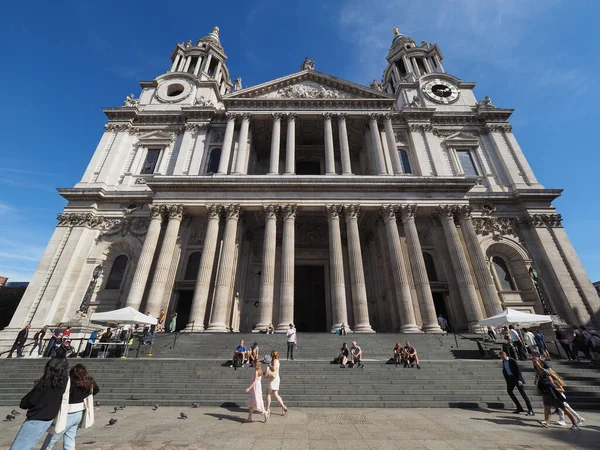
[492,256,516,291]
[207,148,221,174]
[184,252,202,280]
[423,252,438,281]
[105,255,128,290]
[399,149,412,174]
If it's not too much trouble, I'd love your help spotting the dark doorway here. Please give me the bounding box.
[296,161,321,175]
[175,290,193,332]
[432,292,450,328]
[294,265,327,332]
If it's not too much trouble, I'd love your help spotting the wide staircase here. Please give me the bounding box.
[1,333,599,410]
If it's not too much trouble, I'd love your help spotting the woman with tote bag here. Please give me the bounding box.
[10,357,70,450]
[40,364,99,450]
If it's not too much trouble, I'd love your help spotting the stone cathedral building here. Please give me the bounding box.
[6,27,600,337]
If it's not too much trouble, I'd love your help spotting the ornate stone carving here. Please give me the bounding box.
[325,204,343,221]
[274,82,349,99]
[100,217,150,238]
[368,113,382,122]
[525,214,563,228]
[206,204,222,219]
[456,205,472,219]
[409,95,421,107]
[271,113,282,121]
[379,205,397,221]
[123,94,139,107]
[476,96,495,109]
[185,122,208,132]
[281,204,297,220]
[343,204,360,220]
[300,57,315,70]
[240,113,252,122]
[149,205,163,219]
[436,205,456,220]
[484,123,512,133]
[408,123,432,132]
[210,129,225,143]
[286,112,298,121]
[225,112,238,121]
[224,204,241,220]
[399,204,417,219]
[105,123,132,132]
[263,204,279,220]
[337,113,348,122]
[165,204,184,221]
[323,112,333,121]
[370,79,383,91]
[233,77,242,91]
[188,222,207,245]
[196,96,215,107]
[297,223,326,244]
[134,177,147,184]
[472,217,515,241]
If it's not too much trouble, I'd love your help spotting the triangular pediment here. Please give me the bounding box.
[137,130,176,145]
[225,70,393,101]
[440,131,480,146]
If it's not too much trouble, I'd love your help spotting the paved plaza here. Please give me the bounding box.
[1,406,598,450]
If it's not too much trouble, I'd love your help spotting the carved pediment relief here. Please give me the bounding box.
[439,131,480,147]
[258,81,354,99]
[137,130,176,146]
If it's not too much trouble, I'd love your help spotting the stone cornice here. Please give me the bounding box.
[58,187,153,202]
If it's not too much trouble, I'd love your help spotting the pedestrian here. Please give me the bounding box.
[339,323,347,335]
[40,364,99,449]
[534,328,551,360]
[487,326,497,342]
[84,330,101,358]
[9,356,70,450]
[590,330,600,362]
[554,326,575,361]
[30,326,48,357]
[508,325,527,360]
[169,312,178,333]
[500,351,534,416]
[534,360,579,430]
[245,361,267,423]
[265,351,287,417]
[437,314,448,335]
[523,328,539,357]
[351,341,364,368]
[571,325,591,361]
[43,323,65,358]
[7,324,31,358]
[286,323,297,361]
[157,309,166,332]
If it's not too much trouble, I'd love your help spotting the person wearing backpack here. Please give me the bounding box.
[30,326,49,357]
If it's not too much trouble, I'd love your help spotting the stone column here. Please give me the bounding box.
[344,205,373,332]
[437,205,484,330]
[170,54,181,72]
[183,56,192,72]
[267,113,282,175]
[206,205,240,332]
[457,206,503,317]
[254,205,279,331]
[380,205,420,332]
[145,205,184,317]
[400,205,442,332]
[369,114,387,175]
[233,113,251,175]
[185,205,222,331]
[285,114,296,175]
[193,56,203,76]
[324,113,336,175]
[338,114,352,175]
[125,205,164,310]
[217,113,236,175]
[326,205,349,331]
[277,205,297,331]
[383,114,403,175]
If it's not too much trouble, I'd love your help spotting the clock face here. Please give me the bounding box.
[422,79,460,104]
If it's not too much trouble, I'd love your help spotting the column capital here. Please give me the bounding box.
[343,204,361,220]
[224,204,241,220]
[225,112,238,121]
[383,112,399,122]
[240,113,252,122]
[399,204,417,219]
[325,204,343,221]
[323,112,334,121]
[149,205,163,219]
[379,204,398,221]
[166,204,184,221]
[436,205,457,221]
[286,112,297,121]
[337,112,348,122]
[271,112,283,121]
[206,204,222,219]
[263,204,279,220]
[368,112,383,122]
[456,205,473,219]
[281,204,297,220]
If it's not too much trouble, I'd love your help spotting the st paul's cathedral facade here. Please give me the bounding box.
[6,28,600,336]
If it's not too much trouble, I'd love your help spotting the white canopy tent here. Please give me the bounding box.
[478,308,552,327]
[90,307,157,326]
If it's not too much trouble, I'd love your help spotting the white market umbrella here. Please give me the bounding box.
[90,307,157,326]
[478,308,552,327]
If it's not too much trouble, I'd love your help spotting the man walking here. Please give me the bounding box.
[7,324,30,358]
[43,323,64,357]
[29,326,48,357]
[509,325,527,360]
[286,323,297,361]
[500,351,534,416]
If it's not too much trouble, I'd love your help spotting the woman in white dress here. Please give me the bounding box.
[266,351,288,418]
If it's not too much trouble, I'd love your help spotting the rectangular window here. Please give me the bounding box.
[456,150,479,176]
[398,149,412,174]
[141,149,161,174]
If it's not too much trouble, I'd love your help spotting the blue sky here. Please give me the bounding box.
[0,0,598,282]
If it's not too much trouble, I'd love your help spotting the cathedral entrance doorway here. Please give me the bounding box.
[174,290,193,332]
[432,292,449,327]
[294,265,327,332]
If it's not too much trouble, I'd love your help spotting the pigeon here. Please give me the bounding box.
[192,402,200,408]
[180,412,187,419]
[152,403,159,411]
[5,414,15,422]
[10,410,20,416]
[95,401,100,408]
[118,404,126,410]
[108,418,118,426]
[113,407,119,413]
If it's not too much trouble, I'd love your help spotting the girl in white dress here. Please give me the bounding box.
[266,351,288,418]
[245,361,266,423]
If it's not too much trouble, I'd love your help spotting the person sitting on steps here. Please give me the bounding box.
[232,340,247,367]
[248,342,259,367]
[403,341,421,369]
[393,342,403,366]
[350,341,364,368]
[339,342,349,368]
